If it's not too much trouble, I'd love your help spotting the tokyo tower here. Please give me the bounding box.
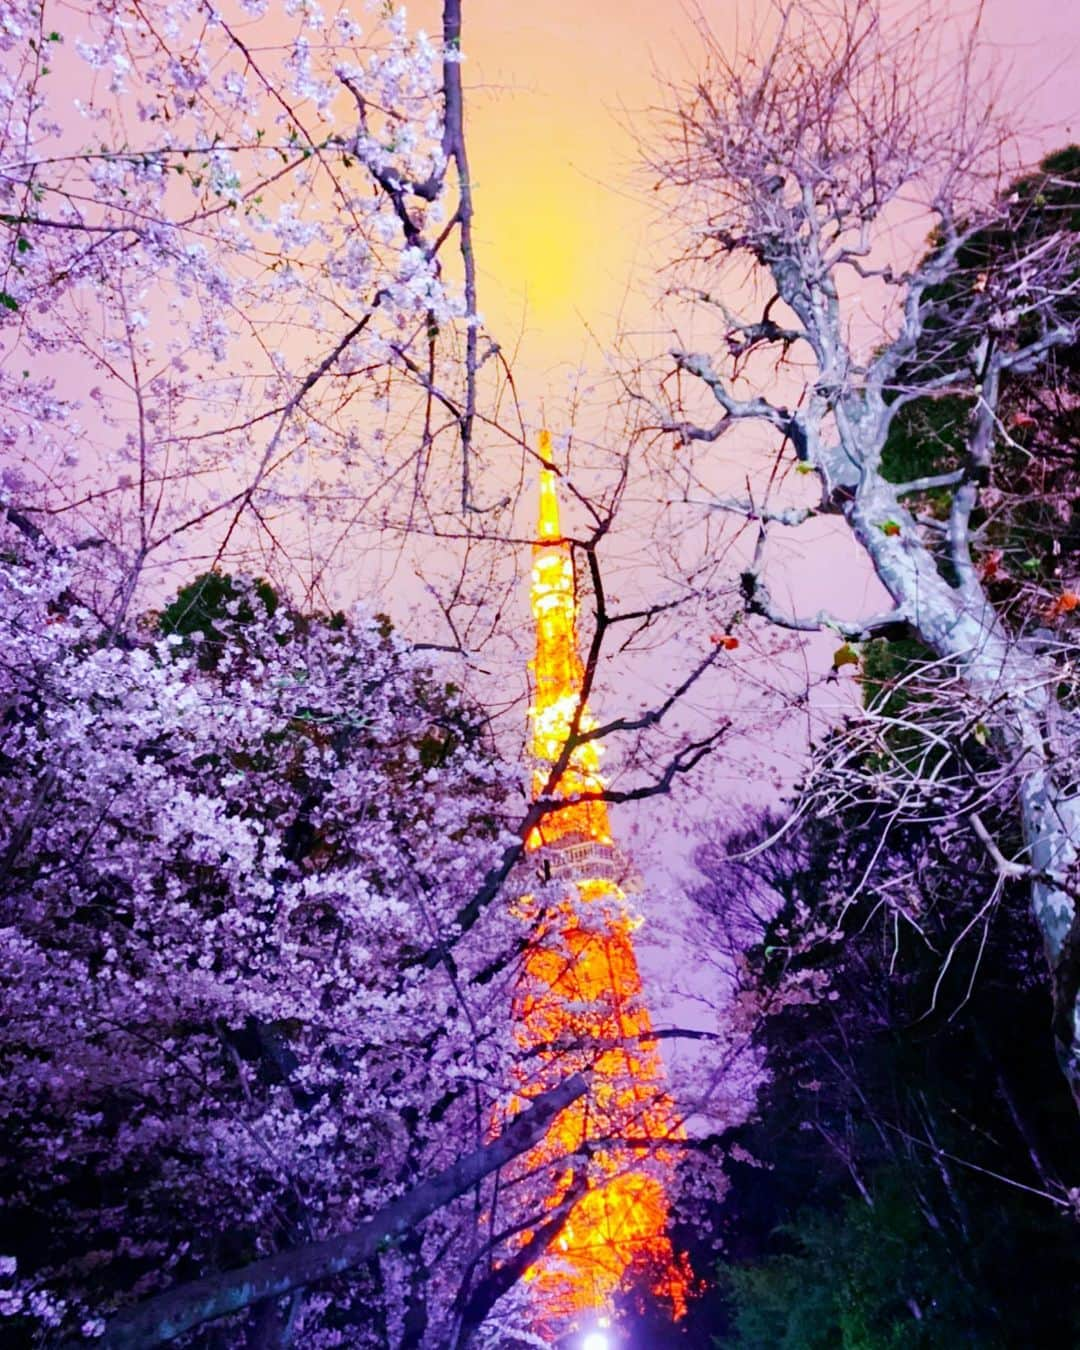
[513,431,691,1340]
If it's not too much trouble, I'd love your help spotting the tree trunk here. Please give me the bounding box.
[848,482,1080,1108]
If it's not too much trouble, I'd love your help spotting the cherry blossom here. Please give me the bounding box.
[0,526,530,1345]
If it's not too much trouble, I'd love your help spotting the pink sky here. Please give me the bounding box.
[8,0,1078,1110]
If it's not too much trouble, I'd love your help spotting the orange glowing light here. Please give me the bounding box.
[512,431,691,1333]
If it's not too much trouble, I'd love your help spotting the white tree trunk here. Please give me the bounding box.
[848,481,1080,1106]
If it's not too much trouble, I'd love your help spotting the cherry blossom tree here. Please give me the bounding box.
[0,0,516,627]
[0,4,756,1342]
[0,523,736,1346]
[0,514,562,1345]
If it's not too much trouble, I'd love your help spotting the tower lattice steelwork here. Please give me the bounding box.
[513,431,691,1335]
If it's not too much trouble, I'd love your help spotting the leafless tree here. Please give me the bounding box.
[640,0,1080,1103]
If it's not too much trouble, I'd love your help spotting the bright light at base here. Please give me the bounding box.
[582,1333,610,1350]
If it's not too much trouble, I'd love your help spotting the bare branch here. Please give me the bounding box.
[740,569,910,641]
[672,350,809,457]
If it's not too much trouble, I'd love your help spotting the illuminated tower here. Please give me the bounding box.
[515,431,690,1336]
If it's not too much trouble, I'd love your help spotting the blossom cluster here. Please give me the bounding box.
[0,528,522,1346]
[0,0,482,617]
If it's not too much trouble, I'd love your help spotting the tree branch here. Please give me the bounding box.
[671,350,810,457]
[692,494,815,526]
[741,569,910,640]
[90,1076,588,1350]
[452,1169,588,1347]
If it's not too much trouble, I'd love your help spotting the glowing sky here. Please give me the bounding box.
[441,0,1078,398]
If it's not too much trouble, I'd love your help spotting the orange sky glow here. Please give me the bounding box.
[439,0,1078,401]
